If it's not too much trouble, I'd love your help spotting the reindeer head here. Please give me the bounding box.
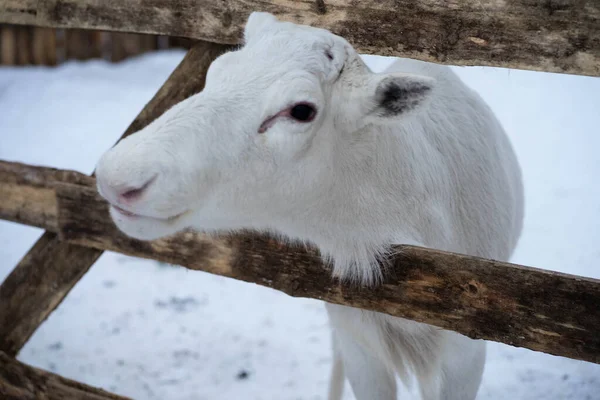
[95,12,434,243]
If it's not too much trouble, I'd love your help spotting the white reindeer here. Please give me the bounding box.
[95,12,524,400]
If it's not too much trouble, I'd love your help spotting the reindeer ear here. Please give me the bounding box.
[244,12,279,43]
[369,73,435,118]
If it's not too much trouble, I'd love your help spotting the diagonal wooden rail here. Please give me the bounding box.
[1,159,600,365]
[0,351,131,400]
[0,40,232,357]
[0,0,599,76]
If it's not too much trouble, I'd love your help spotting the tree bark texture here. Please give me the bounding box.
[0,0,599,76]
[0,40,231,357]
[1,159,600,365]
[0,351,132,400]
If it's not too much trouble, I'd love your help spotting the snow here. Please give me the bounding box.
[1,49,600,400]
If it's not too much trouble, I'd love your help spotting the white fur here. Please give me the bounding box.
[95,12,524,400]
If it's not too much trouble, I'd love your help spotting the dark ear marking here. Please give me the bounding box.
[375,77,432,117]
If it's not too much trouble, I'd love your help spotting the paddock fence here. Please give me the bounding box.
[0,23,194,65]
[0,1,599,398]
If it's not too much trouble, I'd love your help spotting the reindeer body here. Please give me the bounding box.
[95,12,524,400]
[320,57,523,400]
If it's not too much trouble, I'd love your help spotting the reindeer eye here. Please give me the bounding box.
[290,104,316,122]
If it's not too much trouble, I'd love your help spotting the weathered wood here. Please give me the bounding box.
[0,41,231,357]
[65,29,100,60]
[32,27,57,65]
[15,25,30,65]
[47,187,600,366]
[0,351,131,400]
[1,160,600,365]
[110,32,157,62]
[168,35,195,51]
[0,25,16,65]
[1,0,599,76]
[0,161,93,230]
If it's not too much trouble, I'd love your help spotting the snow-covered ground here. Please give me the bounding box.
[1,50,599,400]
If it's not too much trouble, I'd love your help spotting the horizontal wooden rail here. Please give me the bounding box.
[1,159,600,365]
[0,351,131,399]
[0,0,599,76]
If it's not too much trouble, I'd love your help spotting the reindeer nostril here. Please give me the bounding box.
[119,176,156,202]
[121,187,144,201]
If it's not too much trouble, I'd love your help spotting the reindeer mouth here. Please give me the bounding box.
[110,204,188,223]
[113,205,137,217]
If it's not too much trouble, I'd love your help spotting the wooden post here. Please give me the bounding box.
[138,33,159,55]
[0,40,232,357]
[109,32,160,62]
[15,25,31,65]
[32,27,57,65]
[65,29,101,60]
[0,25,16,65]
[168,36,194,50]
[110,32,144,62]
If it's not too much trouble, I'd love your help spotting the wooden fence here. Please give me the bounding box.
[0,1,599,398]
[1,0,599,76]
[0,23,193,65]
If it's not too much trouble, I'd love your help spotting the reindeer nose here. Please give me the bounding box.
[95,134,162,208]
[118,177,156,202]
[97,172,157,206]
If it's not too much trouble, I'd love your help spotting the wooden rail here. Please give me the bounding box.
[0,351,131,400]
[1,159,600,365]
[0,0,599,76]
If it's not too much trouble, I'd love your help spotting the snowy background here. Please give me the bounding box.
[1,50,599,400]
